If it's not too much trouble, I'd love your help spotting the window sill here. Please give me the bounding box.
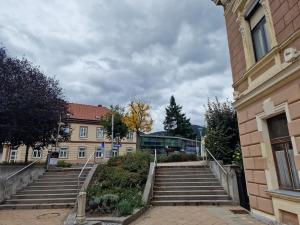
[267,189,300,202]
[233,46,279,88]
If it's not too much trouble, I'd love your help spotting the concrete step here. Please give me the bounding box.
[0,203,75,210]
[25,184,78,190]
[47,167,92,172]
[11,193,77,199]
[41,175,87,179]
[38,177,85,182]
[155,178,218,183]
[154,186,224,191]
[30,181,83,186]
[153,195,230,201]
[155,182,221,187]
[18,189,78,195]
[154,190,227,196]
[156,171,212,175]
[156,174,215,179]
[6,198,76,204]
[156,165,208,169]
[156,168,210,172]
[151,200,234,206]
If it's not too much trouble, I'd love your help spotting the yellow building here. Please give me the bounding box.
[1,103,137,164]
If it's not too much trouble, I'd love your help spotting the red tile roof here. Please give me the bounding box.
[68,103,110,121]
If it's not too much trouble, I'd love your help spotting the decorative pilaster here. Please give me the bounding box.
[237,12,256,69]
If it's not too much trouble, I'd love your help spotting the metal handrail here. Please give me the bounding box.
[151,149,157,175]
[205,149,227,175]
[4,159,41,199]
[77,151,95,192]
[204,148,230,197]
[5,159,41,181]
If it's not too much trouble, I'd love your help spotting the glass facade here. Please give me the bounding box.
[140,135,200,155]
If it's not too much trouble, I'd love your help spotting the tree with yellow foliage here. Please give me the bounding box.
[124,101,153,150]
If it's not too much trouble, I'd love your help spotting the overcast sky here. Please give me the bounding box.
[0,0,232,131]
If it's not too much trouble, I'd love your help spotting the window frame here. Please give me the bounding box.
[79,126,88,138]
[96,147,104,158]
[126,147,133,154]
[78,146,86,159]
[9,147,18,162]
[127,132,134,140]
[59,147,68,159]
[96,127,104,139]
[251,16,271,61]
[267,114,300,191]
[32,148,42,159]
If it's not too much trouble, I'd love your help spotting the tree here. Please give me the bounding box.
[163,95,196,139]
[204,97,240,164]
[0,47,69,162]
[100,105,128,141]
[124,101,153,149]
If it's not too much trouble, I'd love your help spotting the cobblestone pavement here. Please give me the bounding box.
[130,206,266,225]
[0,208,71,225]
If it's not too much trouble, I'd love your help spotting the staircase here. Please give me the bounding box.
[0,167,91,209]
[152,165,233,206]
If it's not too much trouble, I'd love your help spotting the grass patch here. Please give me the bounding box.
[87,151,152,217]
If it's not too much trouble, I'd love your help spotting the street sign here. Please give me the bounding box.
[114,144,122,147]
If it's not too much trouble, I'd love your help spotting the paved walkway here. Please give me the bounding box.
[130,206,266,225]
[0,209,71,225]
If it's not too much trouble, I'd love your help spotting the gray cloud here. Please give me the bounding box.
[0,0,232,131]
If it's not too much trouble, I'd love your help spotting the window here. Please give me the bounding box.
[246,3,271,61]
[267,114,300,191]
[96,127,104,139]
[78,147,86,158]
[59,147,68,159]
[126,147,133,154]
[9,147,18,162]
[127,132,134,140]
[96,147,104,158]
[112,149,118,157]
[32,149,42,158]
[79,127,88,138]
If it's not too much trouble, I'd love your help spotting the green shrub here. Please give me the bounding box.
[87,151,152,216]
[117,200,134,216]
[57,160,72,168]
[157,152,198,163]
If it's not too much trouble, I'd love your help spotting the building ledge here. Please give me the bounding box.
[267,189,300,202]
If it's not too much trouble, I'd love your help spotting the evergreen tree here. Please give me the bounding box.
[164,96,196,139]
[205,97,240,164]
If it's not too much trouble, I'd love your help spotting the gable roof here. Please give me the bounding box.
[68,103,110,121]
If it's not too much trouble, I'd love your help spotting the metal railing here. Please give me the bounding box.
[204,148,230,197]
[77,151,95,192]
[151,149,157,176]
[4,159,41,199]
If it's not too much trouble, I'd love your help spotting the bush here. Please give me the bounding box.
[157,152,198,163]
[117,200,134,216]
[57,160,72,168]
[87,151,151,217]
[88,194,119,214]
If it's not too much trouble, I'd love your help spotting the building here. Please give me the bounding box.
[1,103,137,163]
[140,134,201,155]
[213,0,300,224]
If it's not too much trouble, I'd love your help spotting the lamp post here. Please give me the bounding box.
[46,113,69,170]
